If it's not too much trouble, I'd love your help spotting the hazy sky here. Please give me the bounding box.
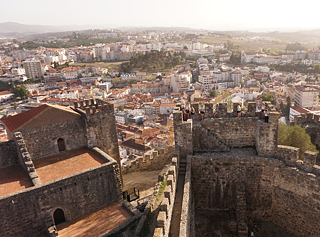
[1,0,320,31]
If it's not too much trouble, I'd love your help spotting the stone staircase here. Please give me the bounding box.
[169,157,187,237]
[179,158,187,175]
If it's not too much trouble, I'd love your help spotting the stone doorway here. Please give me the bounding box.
[57,138,65,152]
[53,208,66,225]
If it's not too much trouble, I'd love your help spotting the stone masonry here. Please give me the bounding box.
[173,102,320,237]
[0,99,139,237]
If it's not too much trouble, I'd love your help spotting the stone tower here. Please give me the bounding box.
[74,99,122,183]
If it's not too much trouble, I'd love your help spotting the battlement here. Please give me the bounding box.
[174,104,279,158]
[275,145,320,174]
[13,131,41,186]
[122,147,173,174]
[176,101,275,122]
[154,157,178,237]
[293,112,320,126]
[74,98,114,117]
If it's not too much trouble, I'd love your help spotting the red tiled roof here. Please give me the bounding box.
[0,90,12,96]
[1,104,49,132]
[291,106,309,114]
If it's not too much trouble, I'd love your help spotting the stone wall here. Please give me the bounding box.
[191,154,275,217]
[0,150,122,237]
[0,140,18,168]
[173,110,193,159]
[122,146,174,174]
[199,117,257,148]
[272,167,320,237]
[153,158,178,237]
[20,118,87,161]
[190,146,320,237]
[179,156,193,237]
[256,112,278,157]
[174,102,279,156]
[13,131,41,186]
[75,99,122,181]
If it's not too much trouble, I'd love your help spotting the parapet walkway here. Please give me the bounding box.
[169,158,187,237]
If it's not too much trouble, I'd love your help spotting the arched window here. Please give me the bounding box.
[53,208,66,225]
[57,138,65,152]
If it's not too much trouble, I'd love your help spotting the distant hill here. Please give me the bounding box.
[0,22,117,34]
[116,26,202,32]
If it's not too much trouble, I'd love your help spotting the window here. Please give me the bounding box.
[57,138,66,152]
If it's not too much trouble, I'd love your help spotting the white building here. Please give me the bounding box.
[159,103,176,114]
[240,51,267,64]
[0,91,14,103]
[198,75,218,90]
[255,66,270,73]
[23,60,43,79]
[170,71,191,93]
[231,71,242,85]
[119,147,128,158]
[289,106,309,121]
[115,111,127,124]
[294,86,318,107]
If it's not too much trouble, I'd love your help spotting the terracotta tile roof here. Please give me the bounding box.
[121,138,151,152]
[0,90,12,96]
[1,104,49,132]
[291,106,309,114]
[1,104,81,132]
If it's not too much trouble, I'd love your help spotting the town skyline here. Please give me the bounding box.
[2,0,320,32]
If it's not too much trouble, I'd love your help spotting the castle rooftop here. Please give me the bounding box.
[34,148,106,183]
[1,103,81,132]
[0,164,33,197]
[56,202,133,237]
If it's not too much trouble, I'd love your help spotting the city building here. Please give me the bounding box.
[23,60,43,79]
[294,86,319,107]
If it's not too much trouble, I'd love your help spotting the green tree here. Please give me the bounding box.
[262,93,274,103]
[113,77,121,84]
[278,122,318,159]
[209,90,217,97]
[314,64,320,73]
[118,105,124,111]
[285,43,307,52]
[12,102,18,109]
[12,85,29,99]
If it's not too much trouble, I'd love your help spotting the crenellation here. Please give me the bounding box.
[247,102,256,117]
[161,197,169,218]
[13,131,42,186]
[275,145,299,165]
[218,102,228,117]
[307,112,314,123]
[232,103,238,117]
[303,151,317,172]
[204,103,213,119]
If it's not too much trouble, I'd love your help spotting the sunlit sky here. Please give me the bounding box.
[1,0,320,31]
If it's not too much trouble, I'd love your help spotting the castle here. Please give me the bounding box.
[0,99,142,237]
[151,101,320,237]
[1,99,320,237]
